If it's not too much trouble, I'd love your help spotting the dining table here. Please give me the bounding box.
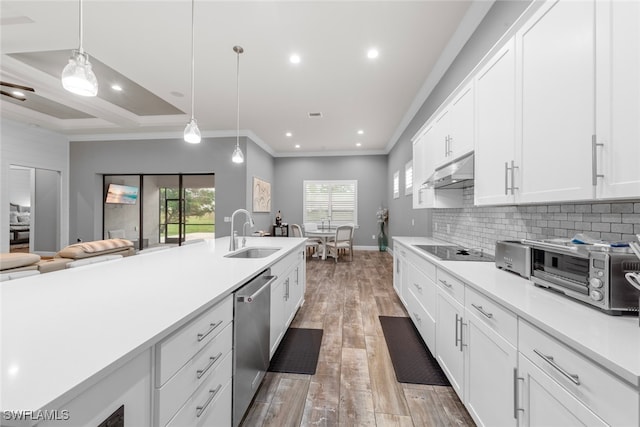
[305,229,336,260]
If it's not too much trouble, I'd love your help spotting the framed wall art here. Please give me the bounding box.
[252,177,271,212]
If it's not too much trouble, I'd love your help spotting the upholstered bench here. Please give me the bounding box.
[55,238,135,260]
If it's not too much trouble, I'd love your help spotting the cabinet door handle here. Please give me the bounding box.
[591,135,604,186]
[413,282,422,292]
[504,162,509,195]
[459,320,466,352]
[454,313,461,348]
[413,312,421,323]
[197,352,223,379]
[471,303,494,319]
[533,349,580,385]
[439,279,453,288]
[510,160,519,195]
[197,320,224,342]
[513,368,524,419]
[196,383,223,417]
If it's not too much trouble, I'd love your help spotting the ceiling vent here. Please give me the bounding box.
[308,112,323,118]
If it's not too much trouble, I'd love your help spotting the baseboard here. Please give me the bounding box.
[354,245,388,252]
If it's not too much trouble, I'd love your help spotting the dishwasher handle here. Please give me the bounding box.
[236,275,277,303]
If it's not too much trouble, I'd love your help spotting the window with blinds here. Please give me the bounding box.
[405,161,413,195]
[303,180,358,225]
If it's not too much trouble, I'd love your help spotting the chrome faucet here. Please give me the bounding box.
[229,209,255,251]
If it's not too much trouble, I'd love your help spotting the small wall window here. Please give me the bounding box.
[393,171,400,199]
[303,180,358,225]
[405,161,413,195]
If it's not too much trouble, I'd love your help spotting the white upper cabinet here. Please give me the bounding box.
[515,0,596,203]
[448,83,475,161]
[595,0,640,199]
[474,38,517,206]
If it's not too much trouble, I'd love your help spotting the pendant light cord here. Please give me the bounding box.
[78,0,84,53]
[190,0,196,121]
[236,48,240,148]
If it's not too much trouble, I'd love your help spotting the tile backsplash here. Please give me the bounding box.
[432,186,640,254]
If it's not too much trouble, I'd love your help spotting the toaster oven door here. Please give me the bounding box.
[531,248,590,294]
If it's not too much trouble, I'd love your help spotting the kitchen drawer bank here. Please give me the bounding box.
[0,237,307,427]
[392,236,639,427]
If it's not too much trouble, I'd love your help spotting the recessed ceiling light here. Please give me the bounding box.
[367,48,379,59]
[289,54,301,64]
[286,132,292,137]
[295,144,300,149]
[111,84,123,91]
[357,130,364,135]
[12,91,25,97]
[356,142,362,147]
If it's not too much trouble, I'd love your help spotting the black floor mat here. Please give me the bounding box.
[268,328,323,375]
[379,316,450,386]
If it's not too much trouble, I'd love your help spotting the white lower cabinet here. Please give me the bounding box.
[270,247,306,358]
[435,286,465,399]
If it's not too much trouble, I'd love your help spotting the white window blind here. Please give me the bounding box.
[393,171,400,199]
[405,161,413,195]
[303,180,357,225]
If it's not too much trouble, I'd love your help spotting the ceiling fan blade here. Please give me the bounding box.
[0,90,27,101]
[0,81,35,92]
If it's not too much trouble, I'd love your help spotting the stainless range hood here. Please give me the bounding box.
[423,152,474,189]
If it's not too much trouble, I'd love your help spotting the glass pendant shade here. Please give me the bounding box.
[61,50,98,97]
[232,144,244,163]
[183,118,201,144]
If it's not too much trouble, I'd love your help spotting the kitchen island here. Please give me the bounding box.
[393,236,640,427]
[1,237,306,427]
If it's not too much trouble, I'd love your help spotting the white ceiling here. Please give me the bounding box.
[0,1,490,156]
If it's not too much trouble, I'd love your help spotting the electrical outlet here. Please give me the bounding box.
[224,216,231,222]
[372,234,376,239]
[447,224,451,233]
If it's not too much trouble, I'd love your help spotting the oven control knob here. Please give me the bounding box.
[596,270,604,277]
[590,290,604,301]
[589,278,603,288]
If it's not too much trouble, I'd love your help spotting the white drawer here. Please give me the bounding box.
[271,250,299,278]
[165,354,233,427]
[406,250,437,282]
[519,319,639,427]
[156,295,233,386]
[436,269,465,305]
[465,286,517,346]
[406,265,437,318]
[405,287,436,352]
[155,322,233,426]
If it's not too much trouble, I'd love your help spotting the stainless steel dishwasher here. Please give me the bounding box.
[233,269,276,427]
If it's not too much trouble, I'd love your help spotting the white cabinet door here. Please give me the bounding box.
[474,38,517,206]
[269,276,287,357]
[515,0,596,203]
[596,0,640,199]
[448,82,474,160]
[436,288,465,399]
[393,244,407,304]
[518,354,607,427]
[464,312,518,427]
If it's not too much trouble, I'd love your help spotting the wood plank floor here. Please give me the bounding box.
[241,250,476,427]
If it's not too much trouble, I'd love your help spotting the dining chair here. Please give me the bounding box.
[292,224,319,256]
[325,224,354,262]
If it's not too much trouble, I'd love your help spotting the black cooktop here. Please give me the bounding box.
[414,245,495,262]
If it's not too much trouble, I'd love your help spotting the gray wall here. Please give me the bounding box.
[33,168,61,252]
[273,155,387,247]
[245,140,275,233]
[386,0,533,246]
[68,136,269,242]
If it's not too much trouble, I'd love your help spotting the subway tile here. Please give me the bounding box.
[622,214,640,224]
[583,214,602,222]
[536,206,548,213]
[592,222,611,232]
[636,224,640,234]
[592,203,611,213]
[622,234,637,242]
[561,204,575,213]
[574,222,592,231]
[601,232,622,242]
[635,203,640,213]
[575,204,592,213]
[611,203,634,214]
[560,221,575,229]
[567,213,583,221]
[601,213,622,223]
[548,205,561,213]
[547,220,560,228]
[611,223,634,234]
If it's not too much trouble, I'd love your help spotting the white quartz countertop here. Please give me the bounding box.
[393,236,640,387]
[0,237,306,413]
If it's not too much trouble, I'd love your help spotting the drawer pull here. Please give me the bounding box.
[533,349,581,385]
[196,352,223,379]
[196,383,222,418]
[455,313,461,349]
[440,279,453,288]
[471,303,494,319]
[413,312,421,323]
[197,320,224,342]
[413,283,422,291]
[513,368,524,418]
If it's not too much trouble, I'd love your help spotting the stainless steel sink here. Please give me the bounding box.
[224,247,281,259]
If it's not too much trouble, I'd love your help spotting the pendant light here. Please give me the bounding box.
[231,46,245,163]
[61,0,98,96]
[184,0,201,144]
